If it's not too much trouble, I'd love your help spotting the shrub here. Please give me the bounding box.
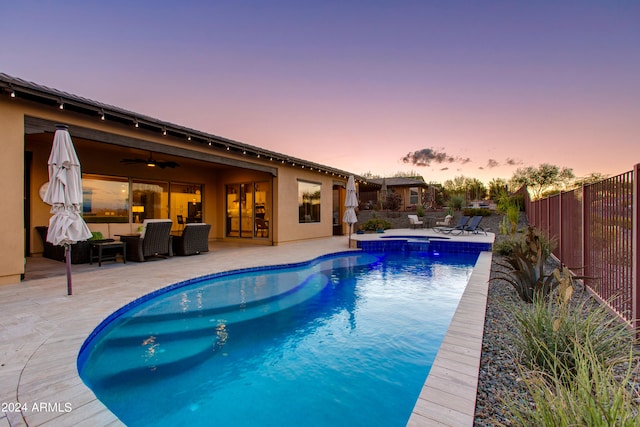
[462,208,493,217]
[361,218,392,231]
[89,231,104,240]
[509,288,632,377]
[507,337,639,426]
[383,193,402,212]
[449,194,465,210]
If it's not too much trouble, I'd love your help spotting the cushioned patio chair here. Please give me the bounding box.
[434,216,470,235]
[120,219,173,262]
[435,215,453,226]
[407,214,424,229]
[462,215,487,235]
[173,223,211,256]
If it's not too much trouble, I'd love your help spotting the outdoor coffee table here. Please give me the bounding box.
[89,241,126,267]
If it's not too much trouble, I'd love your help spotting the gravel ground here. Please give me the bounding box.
[473,213,640,426]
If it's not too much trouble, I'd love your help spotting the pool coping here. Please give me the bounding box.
[1,232,493,427]
[408,251,492,426]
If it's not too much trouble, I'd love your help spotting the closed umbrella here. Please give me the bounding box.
[343,175,358,247]
[43,124,92,295]
[379,177,387,210]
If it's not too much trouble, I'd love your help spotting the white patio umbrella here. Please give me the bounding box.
[343,175,358,247]
[43,125,92,295]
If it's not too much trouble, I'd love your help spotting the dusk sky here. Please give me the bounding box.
[2,1,639,184]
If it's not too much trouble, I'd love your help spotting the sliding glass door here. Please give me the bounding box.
[226,182,270,238]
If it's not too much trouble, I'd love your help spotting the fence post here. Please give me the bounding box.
[558,192,563,263]
[633,164,640,335]
[582,183,590,286]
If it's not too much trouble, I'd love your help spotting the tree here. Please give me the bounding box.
[443,175,467,194]
[510,164,575,200]
[573,172,608,187]
[443,175,487,201]
[466,177,487,200]
[488,178,509,201]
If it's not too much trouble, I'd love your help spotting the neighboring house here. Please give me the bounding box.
[358,177,430,211]
[0,73,365,285]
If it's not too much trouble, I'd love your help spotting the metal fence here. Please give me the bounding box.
[521,164,639,330]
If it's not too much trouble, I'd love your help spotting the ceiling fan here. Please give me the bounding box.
[121,152,180,169]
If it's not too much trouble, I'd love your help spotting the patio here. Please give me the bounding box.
[1,231,493,426]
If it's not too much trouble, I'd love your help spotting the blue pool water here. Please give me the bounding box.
[78,250,479,427]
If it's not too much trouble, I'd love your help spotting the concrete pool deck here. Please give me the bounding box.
[1,229,493,426]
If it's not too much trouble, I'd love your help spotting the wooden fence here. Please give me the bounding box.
[520,164,640,331]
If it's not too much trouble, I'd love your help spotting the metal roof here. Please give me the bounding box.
[0,72,366,182]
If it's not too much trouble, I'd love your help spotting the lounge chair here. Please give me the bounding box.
[462,215,487,235]
[408,214,424,229]
[120,219,173,262]
[434,216,470,235]
[173,223,211,256]
[435,215,453,226]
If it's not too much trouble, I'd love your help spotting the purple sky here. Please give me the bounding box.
[2,1,639,184]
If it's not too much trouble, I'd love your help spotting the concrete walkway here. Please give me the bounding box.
[1,230,492,427]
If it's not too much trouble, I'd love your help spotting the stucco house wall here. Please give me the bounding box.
[0,76,361,285]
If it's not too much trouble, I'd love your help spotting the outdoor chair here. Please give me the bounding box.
[462,215,487,235]
[434,216,470,235]
[407,214,424,229]
[120,219,173,262]
[173,223,211,256]
[435,215,453,226]
[255,218,269,237]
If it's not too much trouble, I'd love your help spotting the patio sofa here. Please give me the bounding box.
[172,223,211,256]
[35,226,113,264]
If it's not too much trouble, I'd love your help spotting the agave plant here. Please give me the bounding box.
[494,226,557,303]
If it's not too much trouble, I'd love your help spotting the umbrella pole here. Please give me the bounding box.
[65,245,73,295]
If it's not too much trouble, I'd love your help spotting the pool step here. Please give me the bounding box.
[83,273,330,386]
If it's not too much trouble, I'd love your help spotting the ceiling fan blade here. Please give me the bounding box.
[157,161,180,168]
[120,158,146,164]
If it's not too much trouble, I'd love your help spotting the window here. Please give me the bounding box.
[82,174,201,225]
[171,183,202,227]
[298,181,321,223]
[82,174,129,223]
[410,187,419,205]
[131,180,169,223]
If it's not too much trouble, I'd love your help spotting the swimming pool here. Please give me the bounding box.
[78,250,479,426]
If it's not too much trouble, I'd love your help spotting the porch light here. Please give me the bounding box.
[100,109,105,120]
[188,135,192,141]
[162,127,167,136]
[10,90,15,98]
[59,99,64,109]
[134,119,139,128]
